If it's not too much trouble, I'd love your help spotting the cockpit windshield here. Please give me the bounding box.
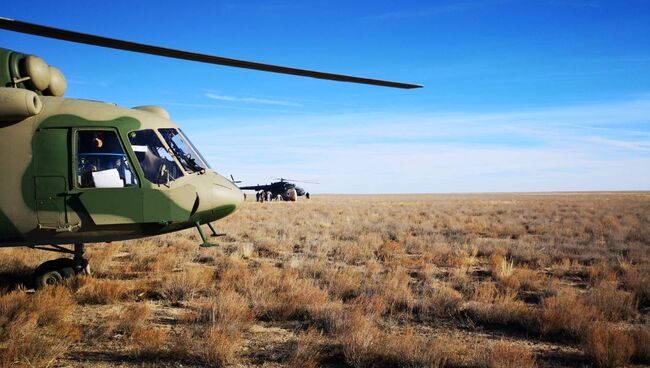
[128,129,183,185]
[179,129,211,169]
[158,128,207,173]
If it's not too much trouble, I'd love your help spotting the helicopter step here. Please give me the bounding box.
[30,243,91,289]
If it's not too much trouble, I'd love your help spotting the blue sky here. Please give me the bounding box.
[2,0,649,193]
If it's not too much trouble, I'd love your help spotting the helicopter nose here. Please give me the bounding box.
[210,173,245,211]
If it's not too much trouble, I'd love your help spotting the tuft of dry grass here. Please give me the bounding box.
[129,325,168,359]
[490,254,515,280]
[188,290,252,331]
[161,266,215,303]
[117,303,151,334]
[340,312,454,368]
[251,269,330,321]
[467,288,538,333]
[340,312,384,367]
[539,290,601,340]
[179,289,253,366]
[287,328,324,368]
[620,267,650,309]
[376,267,414,314]
[198,325,241,366]
[323,266,362,300]
[73,276,129,304]
[583,323,634,368]
[489,340,536,368]
[375,241,403,262]
[417,282,464,320]
[631,326,650,364]
[586,282,637,321]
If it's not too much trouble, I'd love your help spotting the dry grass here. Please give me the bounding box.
[129,325,168,358]
[489,340,536,368]
[586,281,637,321]
[583,323,634,368]
[489,254,515,280]
[539,290,602,340]
[340,312,455,368]
[632,326,650,364]
[197,325,241,366]
[73,276,129,304]
[160,265,215,303]
[0,286,80,368]
[0,192,649,367]
[187,290,252,330]
[118,303,151,334]
[286,328,324,368]
[417,282,464,320]
[467,288,538,333]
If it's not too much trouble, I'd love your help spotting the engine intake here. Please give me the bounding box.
[0,87,43,121]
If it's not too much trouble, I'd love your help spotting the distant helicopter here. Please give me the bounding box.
[0,17,420,288]
[239,178,318,201]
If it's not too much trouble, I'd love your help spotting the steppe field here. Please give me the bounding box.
[1,193,649,368]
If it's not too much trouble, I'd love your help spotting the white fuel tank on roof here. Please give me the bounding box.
[132,105,170,120]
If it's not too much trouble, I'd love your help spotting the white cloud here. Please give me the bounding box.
[181,98,650,193]
[204,93,302,107]
[585,137,650,151]
[363,0,510,21]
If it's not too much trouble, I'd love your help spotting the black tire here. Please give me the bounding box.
[34,269,64,289]
[33,258,77,289]
[59,266,76,278]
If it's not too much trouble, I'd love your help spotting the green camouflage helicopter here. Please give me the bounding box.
[0,17,420,288]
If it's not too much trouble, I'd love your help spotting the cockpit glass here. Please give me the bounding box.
[179,129,211,169]
[128,129,183,185]
[77,130,138,188]
[158,128,207,173]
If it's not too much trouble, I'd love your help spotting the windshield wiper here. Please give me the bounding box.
[166,138,204,173]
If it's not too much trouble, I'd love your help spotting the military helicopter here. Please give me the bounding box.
[239,178,318,201]
[0,17,420,288]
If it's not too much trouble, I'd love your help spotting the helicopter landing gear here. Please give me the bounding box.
[195,222,225,248]
[31,243,91,289]
[207,222,226,238]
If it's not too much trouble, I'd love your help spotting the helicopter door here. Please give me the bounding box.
[32,128,78,231]
[34,176,67,229]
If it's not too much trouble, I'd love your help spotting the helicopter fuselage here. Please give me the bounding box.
[239,181,306,200]
[0,96,244,247]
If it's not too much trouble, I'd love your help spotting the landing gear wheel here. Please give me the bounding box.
[31,244,91,289]
[35,270,64,288]
[33,258,84,289]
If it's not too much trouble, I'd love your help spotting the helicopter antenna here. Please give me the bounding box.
[0,17,422,89]
[230,175,242,184]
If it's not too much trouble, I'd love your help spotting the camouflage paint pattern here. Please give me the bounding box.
[0,49,244,246]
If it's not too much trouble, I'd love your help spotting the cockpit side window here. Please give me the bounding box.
[128,129,183,185]
[76,130,138,188]
[158,128,207,173]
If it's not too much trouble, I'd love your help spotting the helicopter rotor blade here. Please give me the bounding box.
[0,17,423,90]
[274,178,320,184]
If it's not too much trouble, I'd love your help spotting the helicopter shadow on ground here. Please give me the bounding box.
[67,351,198,367]
[0,270,34,291]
